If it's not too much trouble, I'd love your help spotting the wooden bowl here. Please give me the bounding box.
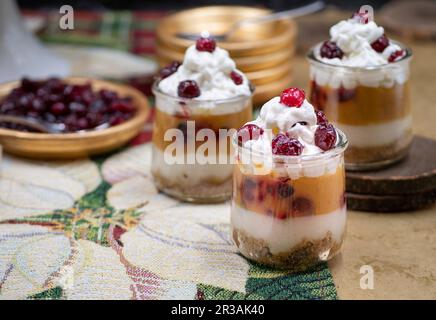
[0,77,150,159]
[156,6,297,58]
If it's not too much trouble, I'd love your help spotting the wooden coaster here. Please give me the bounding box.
[379,0,436,40]
[346,136,436,195]
[346,189,436,213]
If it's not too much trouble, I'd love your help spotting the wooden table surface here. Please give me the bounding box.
[293,11,436,299]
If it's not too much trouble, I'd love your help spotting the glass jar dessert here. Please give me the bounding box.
[231,87,348,271]
[307,11,412,170]
[152,37,253,203]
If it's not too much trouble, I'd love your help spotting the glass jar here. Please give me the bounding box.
[151,82,253,203]
[231,130,348,271]
[307,42,412,170]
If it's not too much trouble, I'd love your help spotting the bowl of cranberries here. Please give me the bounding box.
[0,77,150,159]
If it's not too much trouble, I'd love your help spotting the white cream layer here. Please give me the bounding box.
[310,59,409,89]
[231,204,346,254]
[152,146,232,186]
[335,115,412,147]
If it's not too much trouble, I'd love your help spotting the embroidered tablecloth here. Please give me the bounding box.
[0,9,338,300]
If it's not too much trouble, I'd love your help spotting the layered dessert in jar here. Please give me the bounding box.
[307,11,412,170]
[231,87,348,271]
[152,37,253,202]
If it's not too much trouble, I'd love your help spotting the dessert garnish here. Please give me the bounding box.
[237,87,338,155]
[0,78,136,133]
[230,71,244,85]
[271,133,303,156]
[314,123,337,151]
[317,12,406,66]
[158,37,251,100]
[388,49,405,63]
[320,41,344,59]
[159,61,181,79]
[195,36,216,53]
[237,124,263,143]
[371,34,389,53]
[177,80,201,98]
[279,87,305,107]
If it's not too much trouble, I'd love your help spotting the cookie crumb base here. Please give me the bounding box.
[232,228,343,272]
[152,171,232,203]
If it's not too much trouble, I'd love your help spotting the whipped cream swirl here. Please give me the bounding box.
[158,45,251,100]
[316,17,404,67]
[244,97,328,156]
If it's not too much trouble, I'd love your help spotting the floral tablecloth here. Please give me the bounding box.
[0,9,338,300]
[0,127,337,300]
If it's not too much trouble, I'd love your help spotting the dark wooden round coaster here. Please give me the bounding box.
[346,189,436,213]
[346,136,436,195]
[380,0,436,40]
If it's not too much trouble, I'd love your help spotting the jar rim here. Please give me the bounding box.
[306,40,413,71]
[233,128,348,164]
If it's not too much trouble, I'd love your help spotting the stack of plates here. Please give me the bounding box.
[155,6,297,105]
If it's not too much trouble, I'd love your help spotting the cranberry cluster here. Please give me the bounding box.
[236,87,337,156]
[0,78,136,133]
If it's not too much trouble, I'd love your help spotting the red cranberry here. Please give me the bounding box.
[388,49,405,63]
[338,87,356,102]
[21,78,40,92]
[292,197,314,217]
[196,37,216,53]
[315,123,337,151]
[280,87,305,108]
[320,41,344,59]
[272,134,303,156]
[276,211,290,220]
[177,80,201,99]
[237,124,264,143]
[109,116,125,126]
[230,71,243,85]
[159,61,181,79]
[277,183,294,198]
[315,110,328,125]
[51,102,67,115]
[69,102,87,116]
[241,179,256,202]
[30,98,45,112]
[76,117,90,130]
[111,101,135,113]
[371,34,389,53]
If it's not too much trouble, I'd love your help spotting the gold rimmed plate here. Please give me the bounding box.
[0,77,150,159]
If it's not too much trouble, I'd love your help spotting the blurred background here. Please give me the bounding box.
[3,0,435,105]
[17,0,389,10]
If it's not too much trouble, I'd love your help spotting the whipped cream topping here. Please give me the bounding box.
[316,17,404,67]
[158,45,251,100]
[244,97,329,156]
